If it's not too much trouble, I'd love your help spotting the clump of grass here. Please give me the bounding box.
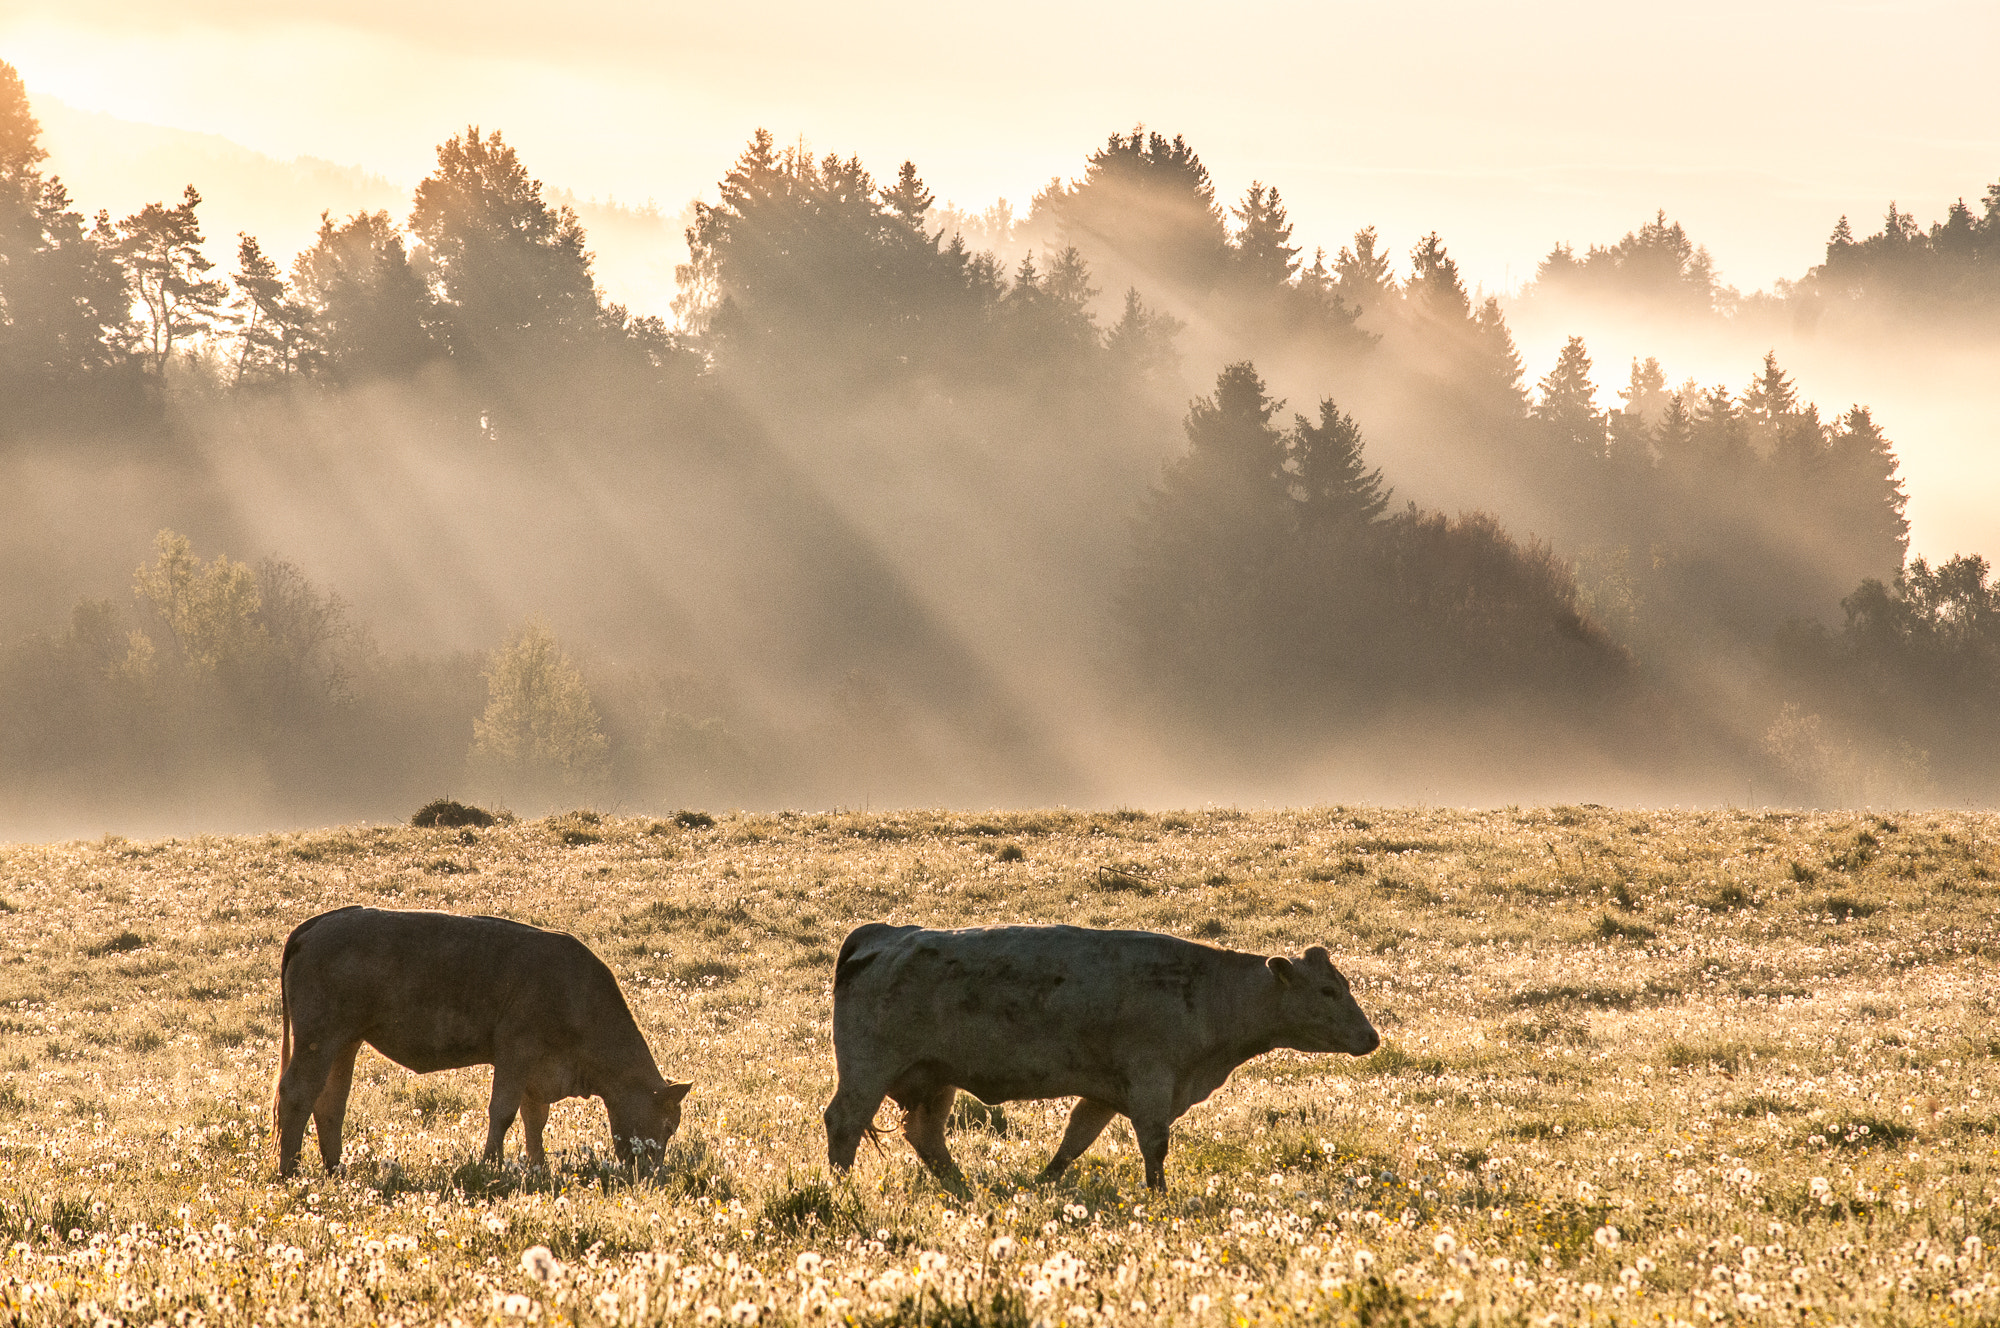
[758,1175,865,1236]
[1804,893,1881,921]
[1503,1014,1590,1046]
[671,959,739,986]
[87,930,146,956]
[396,1081,471,1123]
[548,810,603,845]
[1704,883,1755,911]
[1664,1039,1763,1073]
[411,798,496,828]
[1813,1113,1917,1149]
[674,809,717,829]
[1591,911,1656,942]
[1788,860,1818,884]
[995,843,1025,862]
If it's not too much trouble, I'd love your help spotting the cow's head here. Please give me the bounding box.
[1268,947,1380,1055]
[608,1080,693,1168]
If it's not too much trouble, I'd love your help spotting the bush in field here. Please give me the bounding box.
[471,620,609,803]
[410,798,496,828]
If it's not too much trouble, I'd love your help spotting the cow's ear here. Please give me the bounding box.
[1267,956,1296,985]
[1304,945,1331,966]
[659,1081,693,1105]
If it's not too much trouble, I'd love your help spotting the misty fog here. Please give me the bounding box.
[4,75,1998,837]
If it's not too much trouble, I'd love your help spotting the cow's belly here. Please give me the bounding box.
[362,1016,496,1075]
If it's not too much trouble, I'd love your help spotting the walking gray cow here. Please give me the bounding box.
[824,923,1379,1191]
[274,906,691,1177]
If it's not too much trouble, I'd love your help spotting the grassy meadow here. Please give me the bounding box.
[0,804,1996,1326]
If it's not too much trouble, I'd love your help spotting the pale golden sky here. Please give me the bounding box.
[7,0,1998,294]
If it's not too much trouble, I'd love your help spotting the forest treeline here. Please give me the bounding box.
[2,58,1996,822]
[1515,189,2000,332]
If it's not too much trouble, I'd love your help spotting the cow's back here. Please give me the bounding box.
[832,924,1262,1105]
[284,908,635,1075]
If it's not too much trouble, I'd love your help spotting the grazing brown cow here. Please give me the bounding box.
[824,923,1379,1191]
[274,906,690,1177]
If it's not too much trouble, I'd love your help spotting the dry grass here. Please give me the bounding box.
[0,804,1997,1325]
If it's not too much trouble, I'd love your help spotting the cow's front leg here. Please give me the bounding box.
[1127,1081,1180,1191]
[825,1080,889,1172]
[901,1085,968,1195]
[484,1066,526,1165]
[1037,1098,1117,1182]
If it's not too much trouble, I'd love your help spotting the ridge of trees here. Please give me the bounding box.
[0,56,1990,805]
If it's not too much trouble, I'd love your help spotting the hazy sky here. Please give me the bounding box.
[6,0,1998,296]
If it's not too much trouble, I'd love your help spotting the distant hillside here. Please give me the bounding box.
[32,93,408,268]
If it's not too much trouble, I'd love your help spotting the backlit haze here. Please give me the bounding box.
[1,1,1997,832]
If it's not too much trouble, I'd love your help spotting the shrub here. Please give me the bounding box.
[411,798,497,828]
[674,809,716,829]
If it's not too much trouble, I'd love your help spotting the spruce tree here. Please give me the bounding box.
[1288,400,1390,527]
[1230,182,1300,288]
[1532,336,1606,462]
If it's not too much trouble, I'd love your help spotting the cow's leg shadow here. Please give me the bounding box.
[898,1084,968,1195]
[1037,1098,1118,1183]
[311,1041,363,1173]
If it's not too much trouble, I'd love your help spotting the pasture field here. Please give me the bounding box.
[0,804,1997,1327]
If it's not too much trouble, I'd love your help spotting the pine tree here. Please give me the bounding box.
[0,61,131,413]
[1119,362,1295,698]
[1037,127,1230,295]
[1333,227,1396,319]
[1406,232,1471,324]
[291,211,435,381]
[1824,405,1910,581]
[1532,336,1606,462]
[1288,400,1390,527]
[1231,182,1300,288]
[231,234,314,383]
[115,186,231,375]
[408,127,602,370]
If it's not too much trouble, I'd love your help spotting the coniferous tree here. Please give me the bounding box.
[1532,336,1606,463]
[407,127,602,372]
[1288,400,1390,528]
[115,186,230,376]
[1333,227,1396,323]
[1034,127,1230,297]
[231,233,313,383]
[0,62,132,421]
[291,211,435,381]
[1230,182,1300,288]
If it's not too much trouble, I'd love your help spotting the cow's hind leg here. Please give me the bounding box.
[824,1081,888,1173]
[275,1038,343,1178]
[522,1097,549,1169]
[1037,1098,1118,1183]
[311,1041,363,1173]
[483,1064,526,1165]
[900,1084,968,1194]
